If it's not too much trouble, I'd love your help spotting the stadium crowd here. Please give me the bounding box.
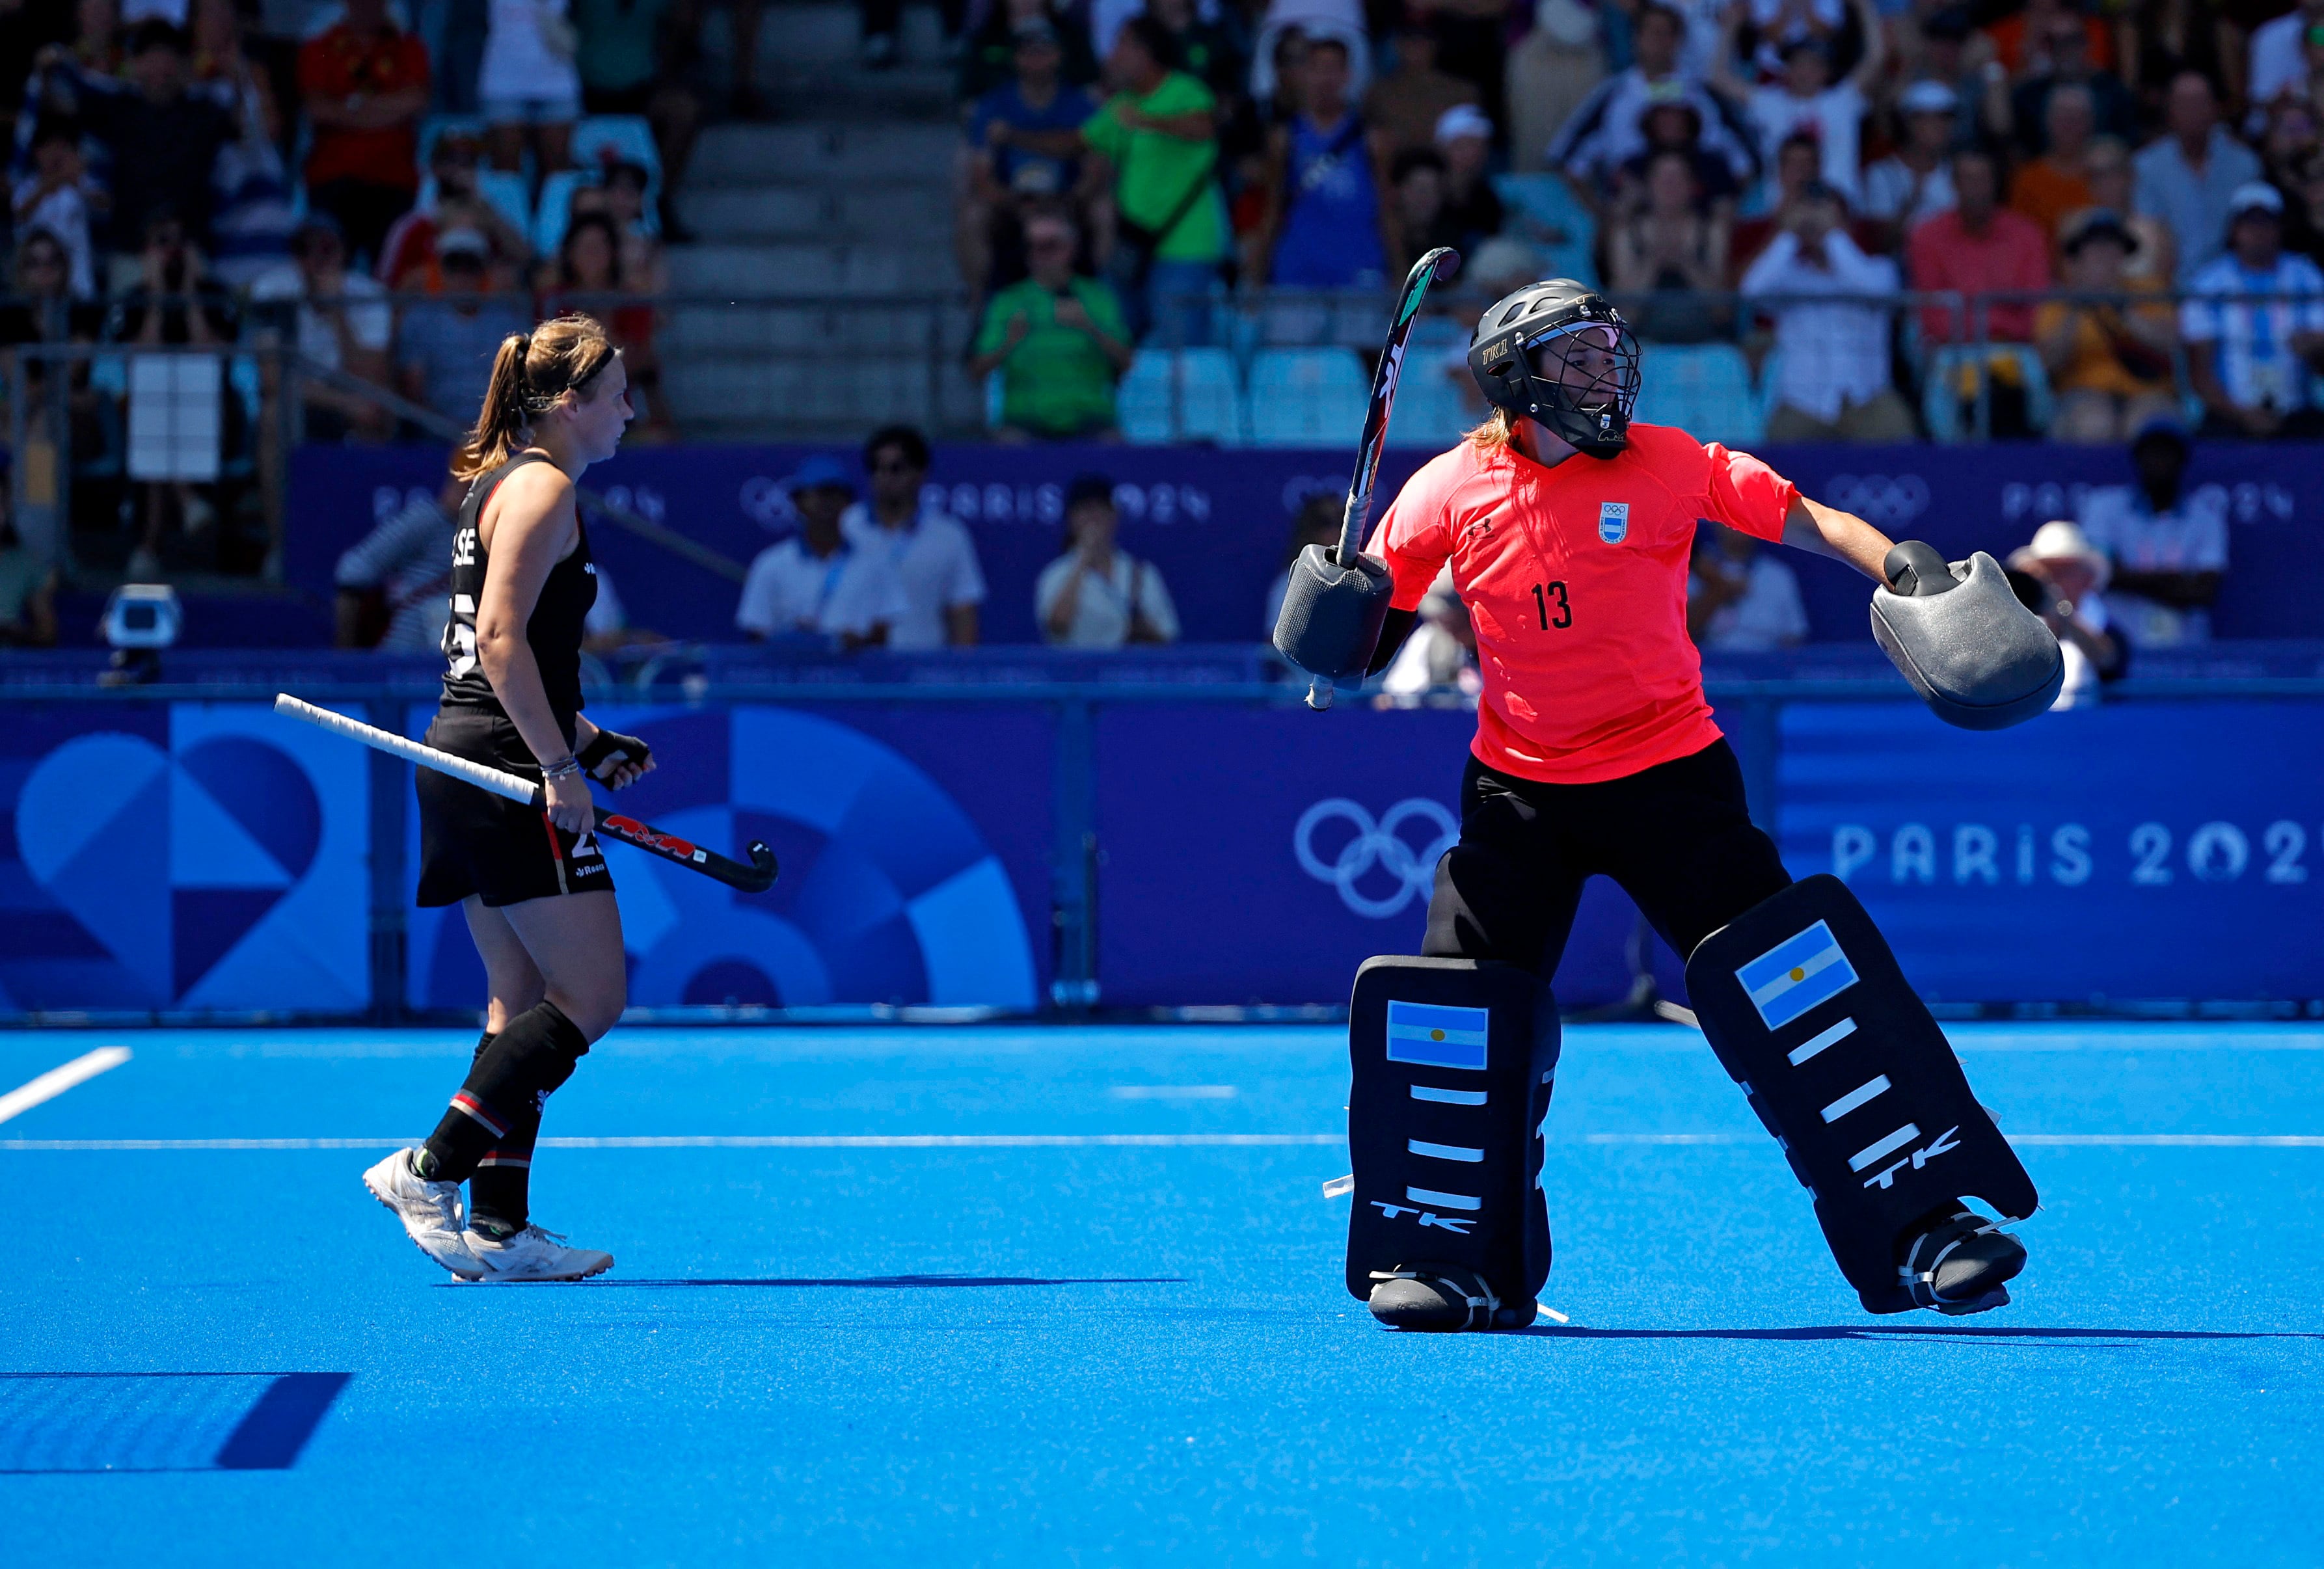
[0,0,701,580]
[956,0,2324,445]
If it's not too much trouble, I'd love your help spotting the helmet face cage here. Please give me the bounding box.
[1517,318,1642,457]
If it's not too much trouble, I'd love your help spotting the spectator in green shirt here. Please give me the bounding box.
[969,207,1133,440]
[1080,14,1227,344]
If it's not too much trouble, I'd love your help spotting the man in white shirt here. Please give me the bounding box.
[2249,0,2324,109]
[840,423,987,649]
[2075,416,2228,647]
[2134,72,2263,284]
[1740,181,1915,440]
[2180,181,2324,438]
[1036,473,1180,648]
[736,455,908,649]
[1688,527,1809,650]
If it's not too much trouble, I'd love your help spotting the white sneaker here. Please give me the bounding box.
[462,1225,614,1283]
[362,1148,483,1278]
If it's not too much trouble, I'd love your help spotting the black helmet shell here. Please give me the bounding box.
[1467,279,1642,457]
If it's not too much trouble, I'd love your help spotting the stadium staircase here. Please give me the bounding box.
[665,0,982,439]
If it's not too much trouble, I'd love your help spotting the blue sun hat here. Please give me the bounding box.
[785,454,856,498]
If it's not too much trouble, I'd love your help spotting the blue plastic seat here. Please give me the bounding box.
[1632,343,1763,445]
[1920,344,2054,440]
[533,170,588,259]
[1245,348,1371,446]
[1117,348,1245,444]
[572,116,662,188]
[416,116,487,173]
[411,170,534,249]
[1385,317,1480,448]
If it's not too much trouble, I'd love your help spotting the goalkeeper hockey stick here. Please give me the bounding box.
[1306,245,1460,711]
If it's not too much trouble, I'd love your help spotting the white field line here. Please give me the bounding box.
[0,1132,1346,1151]
[1584,1131,2324,1148]
[5,1129,2324,1152]
[0,1047,131,1127]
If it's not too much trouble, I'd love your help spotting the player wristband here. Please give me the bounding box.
[541,755,582,780]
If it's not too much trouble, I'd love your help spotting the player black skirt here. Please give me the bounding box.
[1424,738,1790,974]
[414,708,613,909]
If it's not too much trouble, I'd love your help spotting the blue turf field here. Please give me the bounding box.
[3,1021,2322,1565]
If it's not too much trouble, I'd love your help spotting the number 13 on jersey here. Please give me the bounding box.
[1530,582,1571,630]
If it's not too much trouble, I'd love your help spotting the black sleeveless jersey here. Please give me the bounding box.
[439,451,597,740]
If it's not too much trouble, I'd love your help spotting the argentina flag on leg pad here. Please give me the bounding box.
[1736,922,1860,1032]
[1385,1000,1489,1071]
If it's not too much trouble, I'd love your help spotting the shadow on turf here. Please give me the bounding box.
[439,1275,1189,1289]
[1521,1325,2324,1343]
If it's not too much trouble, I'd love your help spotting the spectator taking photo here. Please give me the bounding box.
[969,207,1133,441]
[1036,472,1178,647]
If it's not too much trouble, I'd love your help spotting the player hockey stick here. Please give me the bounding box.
[274,694,779,894]
[1307,245,1460,711]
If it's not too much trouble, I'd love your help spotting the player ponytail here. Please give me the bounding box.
[1466,408,1515,451]
[452,314,619,480]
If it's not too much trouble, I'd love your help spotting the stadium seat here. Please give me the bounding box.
[570,116,662,234]
[1752,347,1785,435]
[1118,348,1245,444]
[412,170,534,247]
[1385,317,1480,447]
[416,115,487,172]
[533,170,588,259]
[1920,345,2055,440]
[571,116,661,187]
[1246,348,1370,446]
[1633,343,1763,445]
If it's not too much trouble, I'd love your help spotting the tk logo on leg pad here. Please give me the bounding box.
[1368,1200,1474,1233]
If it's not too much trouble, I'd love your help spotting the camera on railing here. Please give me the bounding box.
[98,582,182,687]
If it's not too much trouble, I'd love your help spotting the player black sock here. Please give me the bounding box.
[463,1029,535,1237]
[422,1004,589,1185]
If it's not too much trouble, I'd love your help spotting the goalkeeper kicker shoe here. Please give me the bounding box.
[362,1148,483,1278]
[462,1225,614,1282]
[1899,1209,2026,1315]
[1366,1264,1502,1331]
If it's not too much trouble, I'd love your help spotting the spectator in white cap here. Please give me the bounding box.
[2182,180,2324,438]
[1861,79,1960,246]
[2008,520,2124,709]
[1433,103,1505,252]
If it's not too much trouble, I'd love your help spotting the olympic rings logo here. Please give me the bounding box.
[1822,474,1930,528]
[1294,798,1459,919]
